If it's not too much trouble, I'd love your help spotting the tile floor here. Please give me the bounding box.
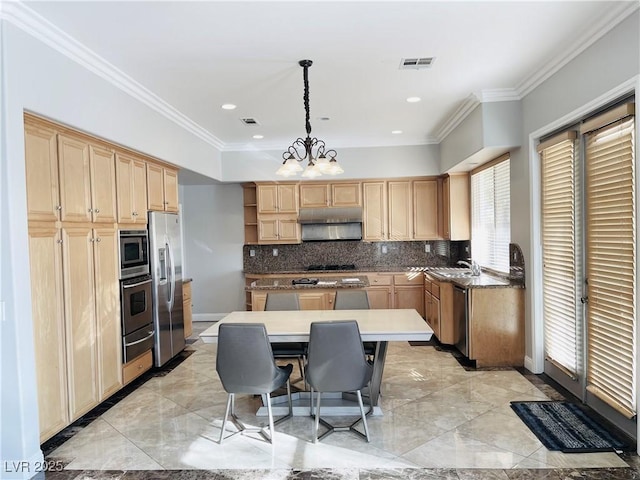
[43,322,639,479]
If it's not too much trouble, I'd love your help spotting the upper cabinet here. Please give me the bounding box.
[299,182,362,208]
[24,121,60,222]
[57,134,117,224]
[147,163,179,213]
[363,178,439,242]
[441,173,470,240]
[257,183,299,214]
[116,153,148,224]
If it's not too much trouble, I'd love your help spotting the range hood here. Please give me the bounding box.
[298,207,363,224]
[298,207,363,241]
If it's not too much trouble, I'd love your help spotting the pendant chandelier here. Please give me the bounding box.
[276,60,343,178]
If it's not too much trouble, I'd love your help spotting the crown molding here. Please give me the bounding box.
[1,1,225,150]
[434,94,480,142]
[478,88,521,103]
[516,2,639,98]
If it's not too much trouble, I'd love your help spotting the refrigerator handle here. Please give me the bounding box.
[166,240,175,310]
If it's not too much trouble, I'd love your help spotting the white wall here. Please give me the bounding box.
[513,11,639,368]
[0,21,224,478]
[221,144,440,182]
[181,184,245,318]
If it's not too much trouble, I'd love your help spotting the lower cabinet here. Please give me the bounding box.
[29,222,122,442]
[183,280,193,338]
[122,350,153,385]
[424,275,454,344]
[252,290,337,311]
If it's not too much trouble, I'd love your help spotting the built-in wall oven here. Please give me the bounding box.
[119,229,153,364]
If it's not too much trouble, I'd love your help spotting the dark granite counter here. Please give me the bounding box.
[247,275,369,291]
[425,270,523,289]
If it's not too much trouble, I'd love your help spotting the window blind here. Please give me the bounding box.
[584,114,636,418]
[471,157,510,273]
[538,131,579,376]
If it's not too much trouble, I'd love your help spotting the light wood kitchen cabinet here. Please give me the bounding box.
[257,183,299,214]
[387,181,412,240]
[362,182,387,241]
[62,225,121,421]
[116,153,148,224]
[413,179,439,239]
[147,163,179,213]
[424,274,454,344]
[393,273,425,317]
[251,290,337,311]
[299,182,362,208]
[441,173,470,240]
[57,134,117,223]
[365,272,393,309]
[468,287,524,367]
[24,121,61,222]
[258,215,301,244]
[122,350,153,385]
[28,223,68,442]
[243,184,259,244]
[183,280,193,338]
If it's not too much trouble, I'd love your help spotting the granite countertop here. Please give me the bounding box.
[247,275,370,291]
[425,270,522,289]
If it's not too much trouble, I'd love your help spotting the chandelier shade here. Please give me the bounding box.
[276,60,343,178]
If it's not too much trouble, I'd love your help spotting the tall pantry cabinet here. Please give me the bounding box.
[24,115,122,441]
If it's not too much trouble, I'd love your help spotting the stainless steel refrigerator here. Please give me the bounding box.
[148,211,185,367]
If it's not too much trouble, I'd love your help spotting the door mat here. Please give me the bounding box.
[510,401,628,453]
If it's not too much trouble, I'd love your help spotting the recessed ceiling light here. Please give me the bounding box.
[406,97,421,103]
[252,134,264,139]
[221,104,237,110]
[392,130,403,134]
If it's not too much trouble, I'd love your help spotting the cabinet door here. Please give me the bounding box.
[146,163,165,211]
[441,174,470,240]
[115,153,135,224]
[299,291,335,310]
[413,179,438,239]
[394,285,424,317]
[58,134,92,223]
[132,159,148,223]
[257,184,279,213]
[441,176,451,239]
[387,181,412,240]
[432,295,441,339]
[24,122,60,222]
[362,182,387,241]
[300,183,330,207]
[277,217,301,243]
[366,286,392,309]
[258,217,279,242]
[163,168,179,212]
[89,145,117,223]
[183,281,193,338]
[277,184,299,213]
[93,227,122,400]
[28,224,68,442]
[62,227,99,420]
[332,183,362,207]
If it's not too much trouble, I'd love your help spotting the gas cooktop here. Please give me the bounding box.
[306,264,357,271]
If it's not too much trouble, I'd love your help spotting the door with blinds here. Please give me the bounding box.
[539,101,636,437]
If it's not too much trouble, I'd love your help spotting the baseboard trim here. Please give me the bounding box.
[524,355,541,374]
[193,313,226,322]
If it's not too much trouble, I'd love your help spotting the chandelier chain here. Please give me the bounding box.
[303,62,312,137]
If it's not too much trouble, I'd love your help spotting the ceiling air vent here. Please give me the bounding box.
[241,117,260,126]
[399,57,435,70]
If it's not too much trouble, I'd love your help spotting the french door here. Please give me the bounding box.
[540,101,636,437]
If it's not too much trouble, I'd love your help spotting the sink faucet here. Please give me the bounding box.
[458,259,481,276]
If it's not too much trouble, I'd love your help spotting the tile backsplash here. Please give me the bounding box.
[243,240,470,273]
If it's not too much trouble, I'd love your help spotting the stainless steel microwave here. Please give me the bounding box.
[119,230,150,279]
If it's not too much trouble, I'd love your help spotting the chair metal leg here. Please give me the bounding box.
[313,390,323,443]
[265,392,275,444]
[274,379,293,425]
[356,389,370,443]
[309,387,314,416]
[219,393,233,444]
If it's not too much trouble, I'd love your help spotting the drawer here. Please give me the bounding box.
[365,273,393,286]
[394,273,424,285]
[123,350,152,385]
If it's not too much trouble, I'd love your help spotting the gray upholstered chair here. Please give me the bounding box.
[305,320,373,443]
[215,323,293,444]
[265,292,307,384]
[333,290,376,358]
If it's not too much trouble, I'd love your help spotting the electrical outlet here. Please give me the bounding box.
[465,245,470,253]
[425,243,431,253]
[272,248,278,256]
[249,249,256,257]
[381,245,388,254]
[513,251,517,261]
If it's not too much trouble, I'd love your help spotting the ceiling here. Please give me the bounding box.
[22,1,636,155]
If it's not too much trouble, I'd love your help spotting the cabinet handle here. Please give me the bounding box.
[57,239,63,244]
[133,212,138,216]
[88,208,93,213]
[96,237,101,242]
[95,208,100,213]
[90,238,95,243]
[56,205,62,211]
